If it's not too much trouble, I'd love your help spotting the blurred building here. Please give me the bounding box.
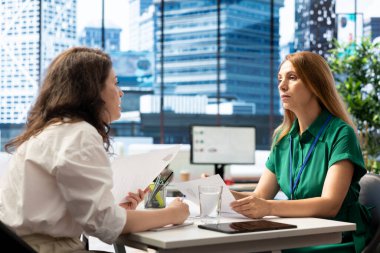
[128,0,155,51]
[0,0,76,124]
[364,17,380,42]
[294,0,336,58]
[154,0,283,115]
[131,113,282,148]
[336,13,363,44]
[280,41,296,61]
[79,22,122,51]
[140,95,208,114]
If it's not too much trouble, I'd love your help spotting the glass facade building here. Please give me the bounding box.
[79,26,122,51]
[364,17,380,41]
[1,0,377,150]
[155,0,283,115]
[0,0,76,124]
[294,0,336,58]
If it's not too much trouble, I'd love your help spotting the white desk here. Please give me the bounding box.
[114,216,355,253]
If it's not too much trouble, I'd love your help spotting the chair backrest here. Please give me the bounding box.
[359,173,380,253]
[0,221,37,252]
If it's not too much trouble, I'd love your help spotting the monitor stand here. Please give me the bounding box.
[214,164,225,180]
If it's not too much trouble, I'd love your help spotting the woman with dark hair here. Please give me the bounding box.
[0,47,189,253]
[230,51,372,252]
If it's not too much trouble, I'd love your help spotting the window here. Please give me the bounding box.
[1,0,378,151]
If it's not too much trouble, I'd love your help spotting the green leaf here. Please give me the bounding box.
[328,37,380,158]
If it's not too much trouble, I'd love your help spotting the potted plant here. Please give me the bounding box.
[328,38,380,174]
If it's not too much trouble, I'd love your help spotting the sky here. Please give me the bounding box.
[77,0,380,49]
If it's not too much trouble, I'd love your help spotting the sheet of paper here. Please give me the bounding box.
[174,174,238,214]
[112,145,180,203]
[149,221,194,231]
[88,236,114,252]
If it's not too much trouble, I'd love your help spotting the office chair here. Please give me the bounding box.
[0,221,37,252]
[359,172,380,253]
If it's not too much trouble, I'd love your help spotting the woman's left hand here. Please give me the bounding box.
[230,195,271,219]
[119,188,148,210]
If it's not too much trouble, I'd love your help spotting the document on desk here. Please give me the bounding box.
[174,174,238,214]
[149,221,194,231]
[112,145,180,203]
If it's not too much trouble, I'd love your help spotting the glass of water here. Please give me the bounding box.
[198,185,223,224]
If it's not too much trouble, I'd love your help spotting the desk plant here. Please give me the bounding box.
[328,38,380,174]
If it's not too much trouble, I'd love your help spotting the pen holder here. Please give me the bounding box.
[145,183,167,208]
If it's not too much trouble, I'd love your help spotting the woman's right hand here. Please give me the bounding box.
[230,195,271,219]
[167,198,190,224]
[230,190,252,200]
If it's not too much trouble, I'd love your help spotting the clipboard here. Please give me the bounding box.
[198,220,297,234]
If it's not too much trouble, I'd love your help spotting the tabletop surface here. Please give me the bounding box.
[117,215,356,249]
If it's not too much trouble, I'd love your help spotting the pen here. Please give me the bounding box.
[146,171,174,207]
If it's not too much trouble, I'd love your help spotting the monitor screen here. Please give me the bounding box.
[190,125,256,165]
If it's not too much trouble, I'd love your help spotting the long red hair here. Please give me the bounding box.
[273,51,355,144]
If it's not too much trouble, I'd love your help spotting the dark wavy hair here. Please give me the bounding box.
[5,47,113,152]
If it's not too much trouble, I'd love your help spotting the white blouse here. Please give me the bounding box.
[0,121,126,244]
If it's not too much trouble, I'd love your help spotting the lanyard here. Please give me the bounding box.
[289,114,332,200]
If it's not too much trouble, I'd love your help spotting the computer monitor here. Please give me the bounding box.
[190,125,256,179]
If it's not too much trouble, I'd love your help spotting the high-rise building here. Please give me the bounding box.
[140,0,153,15]
[364,17,380,42]
[127,0,154,51]
[0,0,76,123]
[294,0,336,58]
[79,25,122,51]
[139,5,155,52]
[154,0,283,115]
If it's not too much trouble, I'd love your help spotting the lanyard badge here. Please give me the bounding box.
[289,114,332,200]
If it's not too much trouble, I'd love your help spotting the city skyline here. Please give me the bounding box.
[1,0,380,149]
[152,0,283,115]
[76,0,380,50]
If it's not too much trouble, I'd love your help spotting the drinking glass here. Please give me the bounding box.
[198,185,223,224]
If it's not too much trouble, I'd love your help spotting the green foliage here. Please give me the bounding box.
[328,38,380,172]
[370,160,380,175]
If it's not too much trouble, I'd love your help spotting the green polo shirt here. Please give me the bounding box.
[266,110,372,253]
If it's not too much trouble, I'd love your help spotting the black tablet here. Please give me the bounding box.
[198,220,297,234]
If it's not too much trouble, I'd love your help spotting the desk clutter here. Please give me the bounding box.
[144,168,173,208]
